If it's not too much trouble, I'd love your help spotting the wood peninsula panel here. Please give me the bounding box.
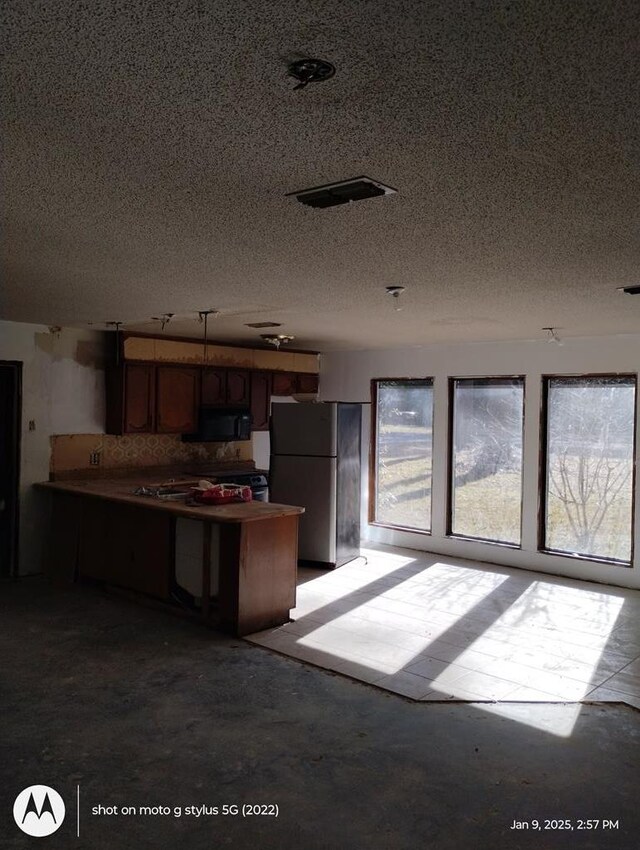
[218,515,298,636]
[42,481,302,636]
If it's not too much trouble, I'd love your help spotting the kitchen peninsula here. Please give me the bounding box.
[38,475,304,636]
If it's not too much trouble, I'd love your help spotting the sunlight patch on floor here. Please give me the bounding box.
[246,545,640,737]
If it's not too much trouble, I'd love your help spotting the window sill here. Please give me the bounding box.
[539,548,632,569]
[446,534,521,550]
[369,521,432,536]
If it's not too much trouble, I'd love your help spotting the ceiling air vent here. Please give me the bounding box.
[287,176,397,209]
[245,321,282,328]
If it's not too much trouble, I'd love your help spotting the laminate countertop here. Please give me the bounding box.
[37,478,304,524]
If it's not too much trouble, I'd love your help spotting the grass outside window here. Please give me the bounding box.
[372,379,433,532]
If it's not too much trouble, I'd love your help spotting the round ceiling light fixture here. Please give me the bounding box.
[288,58,335,90]
[261,333,295,350]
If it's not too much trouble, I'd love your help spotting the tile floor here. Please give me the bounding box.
[246,544,640,707]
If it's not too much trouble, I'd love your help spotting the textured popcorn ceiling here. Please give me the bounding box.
[1,0,639,351]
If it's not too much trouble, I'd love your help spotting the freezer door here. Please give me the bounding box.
[336,404,362,566]
[269,455,337,563]
[271,402,337,457]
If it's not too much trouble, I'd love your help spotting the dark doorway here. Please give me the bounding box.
[0,362,22,577]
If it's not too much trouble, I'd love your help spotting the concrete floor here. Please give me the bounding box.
[1,578,639,850]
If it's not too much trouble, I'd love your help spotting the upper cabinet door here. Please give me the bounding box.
[250,371,271,431]
[124,365,156,433]
[201,368,227,405]
[156,366,200,433]
[226,370,251,406]
[295,373,319,394]
[272,372,297,396]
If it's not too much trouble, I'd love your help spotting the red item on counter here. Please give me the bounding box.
[192,484,253,505]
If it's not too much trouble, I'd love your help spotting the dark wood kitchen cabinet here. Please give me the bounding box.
[296,373,319,394]
[77,499,172,598]
[156,366,200,434]
[42,481,303,636]
[201,368,227,405]
[106,363,156,434]
[272,371,297,396]
[107,358,320,435]
[250,370,271,431]
[272,371,319,396]
[226,370,251,406]
[203,368,251,407]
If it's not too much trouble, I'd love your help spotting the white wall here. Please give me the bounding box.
[320,334,640,590]
[0,321,106,574]
[252,396,299,471]
[252,432,271,471]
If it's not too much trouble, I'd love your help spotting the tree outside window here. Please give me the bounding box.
[543,376,636,563]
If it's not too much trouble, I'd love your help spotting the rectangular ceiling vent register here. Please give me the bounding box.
[287,176,397,209]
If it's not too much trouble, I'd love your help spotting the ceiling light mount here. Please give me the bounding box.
[542,326,564,346]
[261,333,295,350]
[198,309,219,322]
[288,58,335,91]
[386,286,406,311]
[151,312,174,331]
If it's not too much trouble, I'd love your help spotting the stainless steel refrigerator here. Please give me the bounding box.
[269,402,362,568]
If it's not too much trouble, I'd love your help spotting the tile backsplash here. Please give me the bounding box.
[51,433,252,477]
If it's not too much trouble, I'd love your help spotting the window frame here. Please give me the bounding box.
[369,377,435,534]
[446,375,526,548]
[538,372,637,567]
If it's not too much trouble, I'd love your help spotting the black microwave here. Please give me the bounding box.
[182,408,252,442]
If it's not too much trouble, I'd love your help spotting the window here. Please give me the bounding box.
[372,379,434,532]
[542,375,636,564]
[449,377,525,545]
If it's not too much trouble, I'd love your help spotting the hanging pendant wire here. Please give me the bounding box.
[199,310,219,363]
[199,311,209,363]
